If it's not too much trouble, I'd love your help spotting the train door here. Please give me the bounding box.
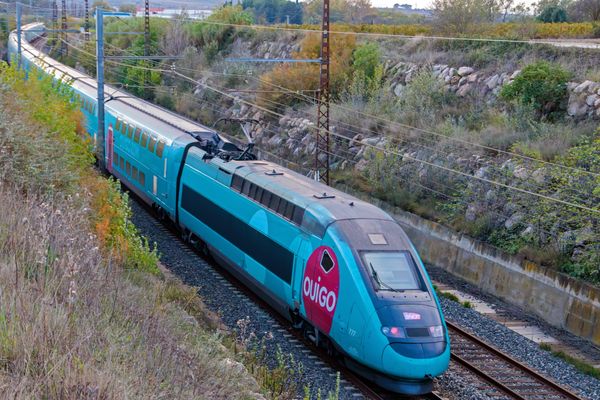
[106,124,114,172]
[292,236,312,311]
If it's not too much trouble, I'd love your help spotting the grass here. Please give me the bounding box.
[439,291,460,303]
[539,343,600,380]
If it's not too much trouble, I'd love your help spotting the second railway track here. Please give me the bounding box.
[447,321,584,400]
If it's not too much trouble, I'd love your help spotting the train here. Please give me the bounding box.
[8,23,450,395]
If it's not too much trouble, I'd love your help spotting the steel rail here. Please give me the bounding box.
[446,321,584,400]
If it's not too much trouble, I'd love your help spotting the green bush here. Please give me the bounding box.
[538,6,568,23]
[500,61,571,120]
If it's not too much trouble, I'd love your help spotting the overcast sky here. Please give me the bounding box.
[371,0,537,9]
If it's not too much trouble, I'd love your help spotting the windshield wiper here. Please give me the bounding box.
[369,263,401,293]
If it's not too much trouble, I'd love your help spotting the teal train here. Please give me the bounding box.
[9,23,450,394]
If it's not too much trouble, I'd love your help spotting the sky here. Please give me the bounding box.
[370,0,537,9]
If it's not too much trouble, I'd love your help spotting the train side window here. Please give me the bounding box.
[269,194,280,211]
[139,172,146,186]
[147,136,157,153]
[284,202,295,220]
[156,140,165,157]
[292,207,305,226]
[132,166,139,181]
[121,122,127,135]
[119,157,124,171]
[278,199,288,215]
[112,152,118,166]
[261,190,272,207]
[248,183,258,199]
[116,119,122,132]
[134,128,141,143]
[254,187,264,202]
[140,132,148,147]
[231,174,244,191]
[242,180,251,196]
[126,161,131,176]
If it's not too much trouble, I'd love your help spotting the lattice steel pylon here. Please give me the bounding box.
[60,0,67,56]
[84,0,89,39]
[315,0,330,185]
[52,0,58,42]
[144,0,150,56]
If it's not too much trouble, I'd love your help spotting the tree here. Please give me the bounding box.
[91,1,112,11]
[537,4,569,21]
[432,0,491,33]
[118,4,137,14]
[568,0,600,21]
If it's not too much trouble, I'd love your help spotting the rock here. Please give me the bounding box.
[531,168,547,184]
[458,66,475,76]
[588,82,600,94]
[485,189,497,202]
[568,100,589,117]
[574,80,593,94]
[504,213,524,230]
[444,75,452,83]
[354,158,369,172]
[393,83,404,97]
[467,73,478,83]
[465,205,478,222]
[513,166,529,180]
[457,84,472,97]
[510,70,521,79]
[594,98,600,108]
[459,77,467,86]
[486,74,500,89]
[475,166,489,179]
[521,226,534,236]
[567,82,579,91]
[450,75,460,85]
[586,94,599,106]
[448,67,456,77]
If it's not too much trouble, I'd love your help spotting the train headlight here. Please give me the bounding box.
[381,326,405,338]
[429,325,444,338]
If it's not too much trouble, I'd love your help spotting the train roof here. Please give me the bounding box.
[221,157,392,223]
[12,24,222,145]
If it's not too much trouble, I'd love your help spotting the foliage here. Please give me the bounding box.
[398,68,453,128]
[352,42,380,81]
[501,61,571,120]
[242,0,303,24]
[303,0,374,24]
[538,5,569,23]
[258,33,356,108]
[187,5,253,63]
[118,3,137,14]
[432,0,497,33]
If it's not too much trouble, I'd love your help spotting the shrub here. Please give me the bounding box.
[500,61,571,120]
[352,42,381,81]
[538,6,569,23]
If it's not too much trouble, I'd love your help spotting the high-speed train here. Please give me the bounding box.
[8,24,450,394]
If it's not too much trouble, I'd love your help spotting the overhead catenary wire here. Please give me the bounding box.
[53,37,600,215]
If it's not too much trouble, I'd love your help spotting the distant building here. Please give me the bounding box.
[135,7,212,20]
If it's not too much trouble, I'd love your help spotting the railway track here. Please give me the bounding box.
[447,321,584,400]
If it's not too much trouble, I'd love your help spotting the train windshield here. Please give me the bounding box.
[363,251,422,291]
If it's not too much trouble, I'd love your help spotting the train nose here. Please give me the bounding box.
[381,340,450,379]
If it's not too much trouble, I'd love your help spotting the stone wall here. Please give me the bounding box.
[386,61,600,118]
[395,204,600,344]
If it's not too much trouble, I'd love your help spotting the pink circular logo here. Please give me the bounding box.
[302,246,340,334]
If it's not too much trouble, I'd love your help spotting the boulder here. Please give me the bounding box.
[574,80,593,94]
[458,66,474,76]
[486,74,500,89]
[467,73,478,83]
[586,94,598,106]
[510,70,521,79]
[568,100,589,117]
[393,83,404,97]
[457,84,471,97]
[504,213,524,230]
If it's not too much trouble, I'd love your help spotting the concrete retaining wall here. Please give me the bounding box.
[335,184,600,345]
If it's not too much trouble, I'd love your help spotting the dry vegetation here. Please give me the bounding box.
[0,63,277,399]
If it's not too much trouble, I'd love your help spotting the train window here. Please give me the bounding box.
[292,207,304,226]
[116,119,122,132]
[231,174,244,191]
[269,194,280,211]
[248,183,258,199]
[132,166,138,181]
[140,132,148,147]
[126,161,131,176]
[119,157,124,171]
[254,187,264,202]
[147,136,157,152]
[134,128,141,143]
[112,152,118,166]
[156,141,165,157]
[362,252,421,291]
[277,199,288,215]
[261,190,272,207]
[139,172,146,186]
[284,202,295,220]
[121,122,127,135]
[241,180,251,196]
